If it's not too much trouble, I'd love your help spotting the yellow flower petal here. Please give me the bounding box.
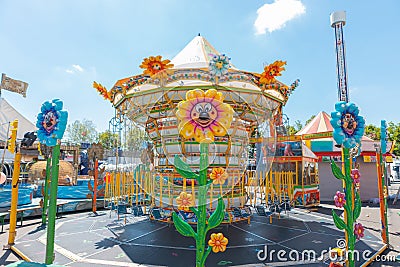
[221,237,228,245]
[179,122,195,139]
[186,89,205,100]
[205,89,224,101]
[212,246,220,253]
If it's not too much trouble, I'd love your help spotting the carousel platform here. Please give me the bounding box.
[10,208,386,267]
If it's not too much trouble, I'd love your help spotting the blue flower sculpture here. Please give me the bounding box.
[331,101,365,149]
[209,54,230,78]
[36,99,68,146]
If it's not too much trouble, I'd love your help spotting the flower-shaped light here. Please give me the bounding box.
[354,223,364,240]
[208,233,228,253]
[176,89,234,142]
[209,54,230,78]
[36,99,68,147]
[351,169,361,184]
[139,55,173,79]
[259,60,286,85]
[334,191,346,208]
[176,192,195,210]
[210,167,228,185]
[93,81,111,100]
[331,102,365,149]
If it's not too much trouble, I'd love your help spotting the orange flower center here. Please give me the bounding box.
[182,199,189,205]
[339,197,342,202]
[215,240,221,246]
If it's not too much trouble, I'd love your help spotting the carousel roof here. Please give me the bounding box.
[170,35,237,70]
[94,35,300,124]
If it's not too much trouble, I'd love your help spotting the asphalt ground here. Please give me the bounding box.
[0,183,398,267]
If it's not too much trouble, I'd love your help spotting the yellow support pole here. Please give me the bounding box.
[183,177,187,193]
[7,152,21,246]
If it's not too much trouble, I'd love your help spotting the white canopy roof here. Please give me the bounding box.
[0,97,36,141]
[171,35,237,69]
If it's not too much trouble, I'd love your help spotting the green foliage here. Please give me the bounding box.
[305,115,316,126]
[172,212,196,238]
[353,191,362,221]
[174,155,200,180]
[388,122,400,156]
[98,130,120,150]
[364,124,380,140]
[332,210,347,230]
[125,126,147,151]
[330,160,345,180]
[206,197,225,231]
[64,119,98,145]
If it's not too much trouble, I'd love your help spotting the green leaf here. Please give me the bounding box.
[330,160,345,180]
[353,191,362,221]
[207,197,225,231]
[189,207,199,217]
[172,212,197,238]
[174,155,199,180]
[332,209,347,230]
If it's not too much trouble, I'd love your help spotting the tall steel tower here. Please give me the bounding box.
[330,11,348,102]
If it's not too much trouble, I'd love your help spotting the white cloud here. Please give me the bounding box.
[72,64,84,72]
[65,64,85,74]
[254,0,306,35]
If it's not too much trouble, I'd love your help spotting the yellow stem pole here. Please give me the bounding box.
[7,152,21,246]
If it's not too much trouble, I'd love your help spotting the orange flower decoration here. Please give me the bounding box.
[259,60,286,84]
[139,55,174,79]
[93,81,111,100]
[210,167,228,185]
[208,233,228,253]
[176,192,195,210]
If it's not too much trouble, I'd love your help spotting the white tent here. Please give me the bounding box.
[0,97,36,141]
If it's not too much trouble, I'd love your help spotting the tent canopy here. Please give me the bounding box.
[0,98,36,141]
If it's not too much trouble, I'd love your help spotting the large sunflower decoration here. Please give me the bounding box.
[331,102,365,149]
[176,89,234,143]
[139,55,174,79]
[209,54,230,79]
[36,99,68,147]
[259,60,286,85]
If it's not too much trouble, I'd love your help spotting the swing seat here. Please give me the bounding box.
[132,206,144,216]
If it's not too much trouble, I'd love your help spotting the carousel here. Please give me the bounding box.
[94,35,299,224]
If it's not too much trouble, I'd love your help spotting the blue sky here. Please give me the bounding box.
[1,0,399,132]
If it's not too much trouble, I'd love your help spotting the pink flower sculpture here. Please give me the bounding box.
[351,169,361,184]
[354,223,364,240]
[334,191,346,208]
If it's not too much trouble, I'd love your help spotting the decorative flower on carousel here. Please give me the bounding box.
[334,191,346,208]
[259,60,286,85]
[139,55,174,79]
[176,192,195,210]
[36,99,68,147]
[176,89,234,143]
[210,167,228,185]
[351,169,361,184]
[208,233,228,253]
[354,223,364,239]
[93,81,111,101]
[331,102,365,149]
[209,54,230,78]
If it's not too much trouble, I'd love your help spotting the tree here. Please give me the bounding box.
[387,122,400,156]
[64,119,98,145]
[98,130,120,150]
[124,126,147,151]
[305,115,316,126]
[364,124,380,140]
[288,120,303,135]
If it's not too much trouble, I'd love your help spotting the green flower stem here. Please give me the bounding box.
[197,142,209,267]
[343,148,355,267]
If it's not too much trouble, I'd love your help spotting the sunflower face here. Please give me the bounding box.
[139,55,174,77]
[176,89,234,142]
[259,60,286,85]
